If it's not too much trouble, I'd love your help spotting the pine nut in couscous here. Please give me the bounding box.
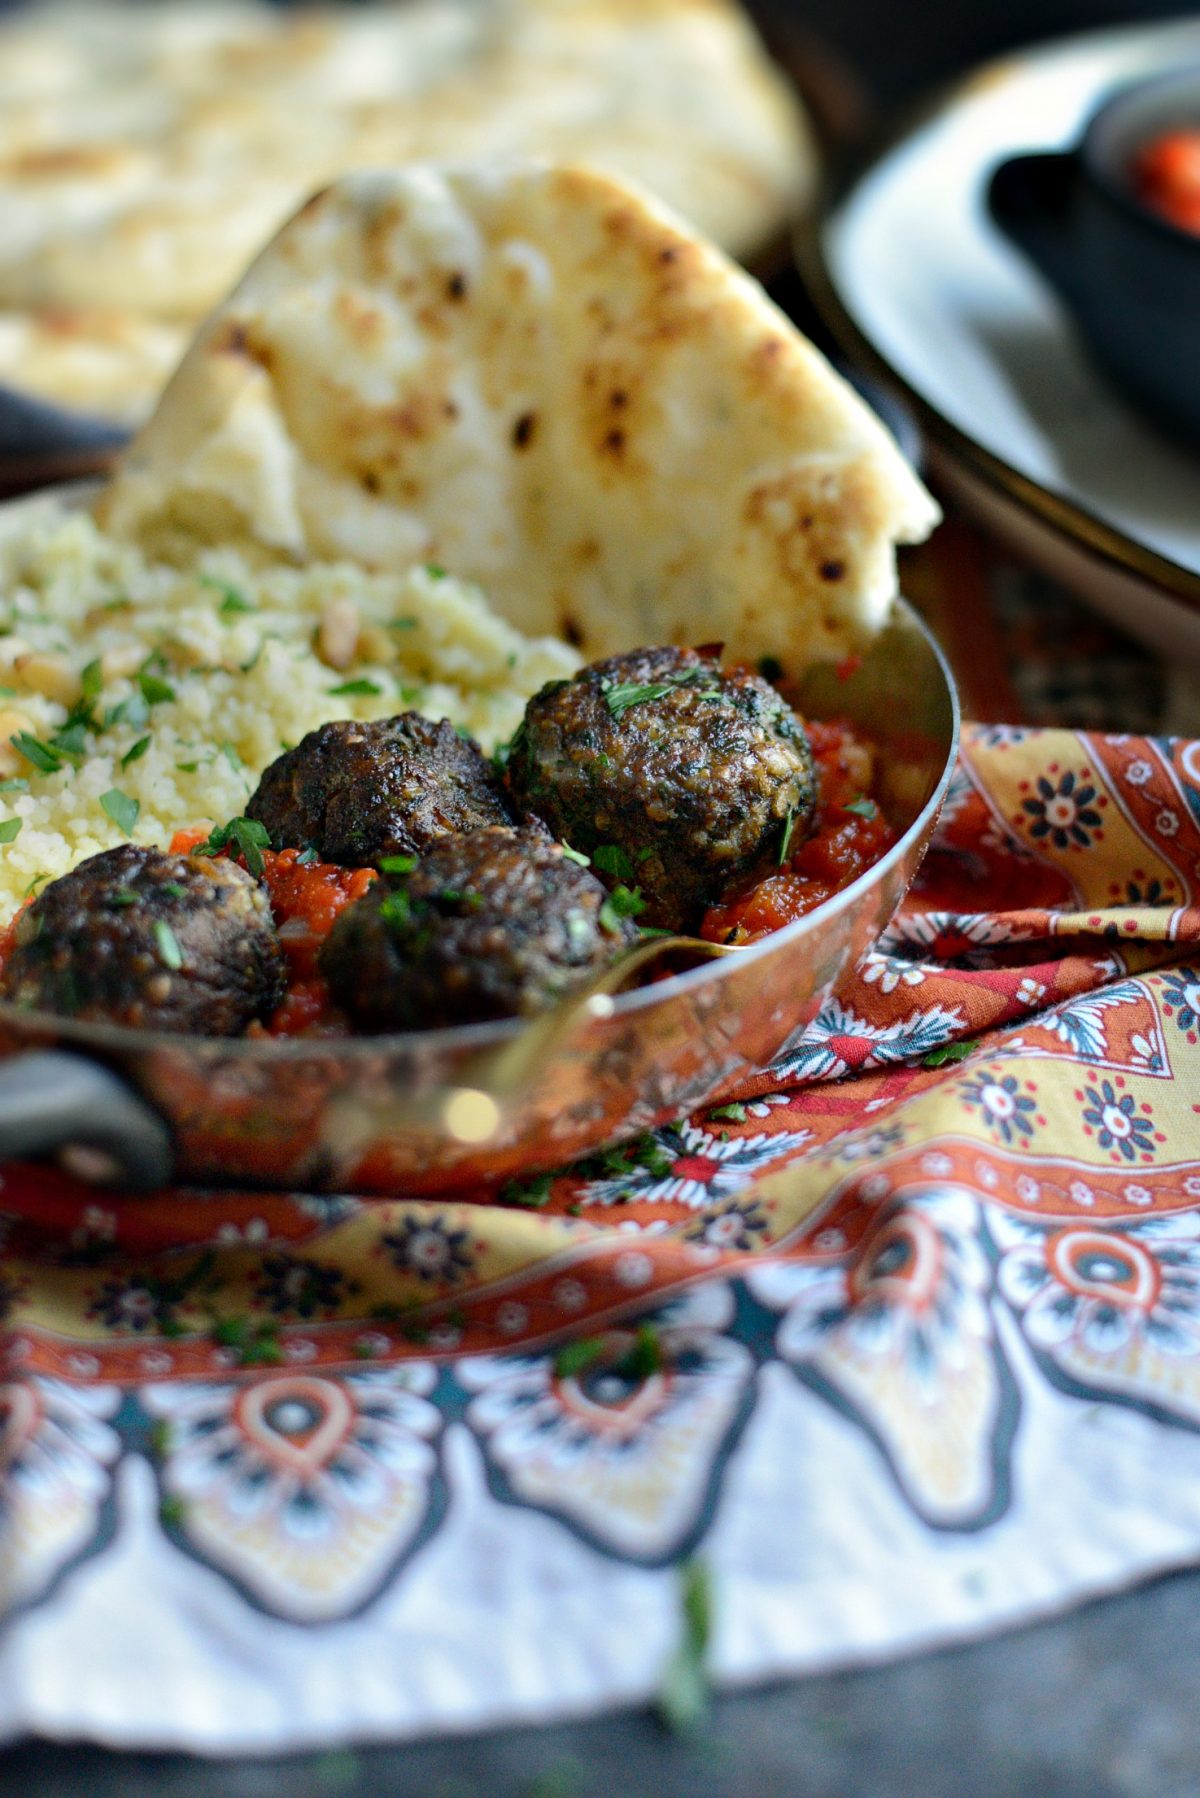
[0,496,579,918]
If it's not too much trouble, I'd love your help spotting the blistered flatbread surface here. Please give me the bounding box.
[99,164,939,670]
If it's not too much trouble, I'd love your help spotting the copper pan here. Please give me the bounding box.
[0,595,958,1195]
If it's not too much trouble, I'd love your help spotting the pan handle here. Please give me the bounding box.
[0,1050,174,1192]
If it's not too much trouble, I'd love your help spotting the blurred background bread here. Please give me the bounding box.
[0,0,815,425]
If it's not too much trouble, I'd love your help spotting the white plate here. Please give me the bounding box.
[807,20,1200,666]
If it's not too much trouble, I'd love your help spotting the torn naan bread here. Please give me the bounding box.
[0,0,813,422]
[97,163,940,668]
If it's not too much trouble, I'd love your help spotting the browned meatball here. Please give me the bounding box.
[245,714,512,867]
[319,825,636,1031]
[505,646,816,931]
[0,844,285,1034]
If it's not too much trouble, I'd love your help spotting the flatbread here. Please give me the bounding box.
[97,163,940,668]
[0,309,186,423]
[0,0,813,421]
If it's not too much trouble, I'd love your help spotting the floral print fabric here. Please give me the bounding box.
[3,725,1200,1635]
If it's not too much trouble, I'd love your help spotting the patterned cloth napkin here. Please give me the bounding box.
[2,720,1200,1750]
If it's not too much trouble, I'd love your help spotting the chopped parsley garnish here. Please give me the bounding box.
[49,721,89,759]
[554,1325,664,1382]
[105,691,150,733]
[593,843,635,881]
[379,853,419,874]
[101,788,140,837]
[923,1038,976,1068]
[0,817,21,844]
[12,731,64,773]
[154,920,183,971]
[623,1322,663,1380]
[55,669,103,741]
[379,890,413,929]
[120,735,151,769]
[388,616,417,631]
[295,847,319,867]
[656,1559,713,1734]
[637,924,674,939]
[598,884,646,932]
[424,563,447,580]
[844,796,878,821]
[560,842,590,867]
[0,776,27,794]
[161,881,188,900]
[220,741,242,770]
[553,1337,607,1379]
[21,872,47,898]
[498,1170,554,1210]
[107,888,139,908]
[137,659,176,706]
[601,667,722,719]
[194,816,271,877]
[328,678,382,697]
[609,884,646,917]
[200,575,254,618]
[778,804,798,865]
[80,659,104,704]
[709,1101,747,1123]
[176,760,199,774]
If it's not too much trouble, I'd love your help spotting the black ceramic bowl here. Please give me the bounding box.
[987,65,1200,448]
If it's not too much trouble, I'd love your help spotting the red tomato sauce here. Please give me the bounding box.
[699,718,895,945]
[1132,129,1200,234]
[172,832,379,1037]
[256,849,377,1036]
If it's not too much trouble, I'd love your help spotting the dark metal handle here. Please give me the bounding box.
[0,384,128,458]
[987,150,1083,302]
[0,1050,174,1191]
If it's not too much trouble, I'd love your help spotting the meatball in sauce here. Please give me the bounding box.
[246,713,512,867]
[320,825,636,1031]
[506,646,815,932]
[0,844,285,1034]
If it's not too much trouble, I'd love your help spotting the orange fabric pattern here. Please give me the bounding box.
[0,726,1198,1384]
